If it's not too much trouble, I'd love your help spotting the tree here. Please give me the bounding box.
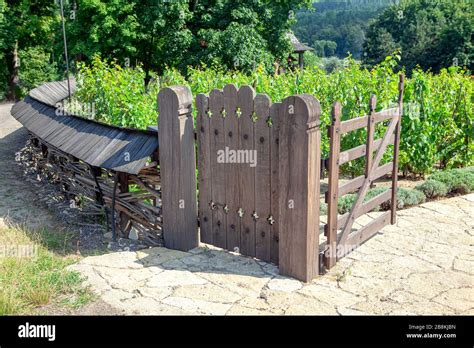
[66,0,312,75]
[363,0,473,72]
[293,0,390,59]
[0,0,312,98]
[0,0,60,99]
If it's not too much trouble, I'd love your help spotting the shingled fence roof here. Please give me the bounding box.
[11,79,159,175]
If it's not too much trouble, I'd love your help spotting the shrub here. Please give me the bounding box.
[338,193,357,214]
[320,202,328,215]
[415,180,449,199]
[76,56,474,176]
[396,188,426,209]
[75,55,160,128]
[428,167,474,194]
[337,186,426,214]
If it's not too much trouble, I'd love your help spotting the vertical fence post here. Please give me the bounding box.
[158,86,199,251]
[366,96,376,178]
[278,94,321,282]
[325,102,341,270]
[391,74,404,224]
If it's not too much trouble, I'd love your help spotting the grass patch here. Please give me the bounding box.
[0,225,94,315]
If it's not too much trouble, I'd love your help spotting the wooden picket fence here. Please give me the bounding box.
[157,75,404,282]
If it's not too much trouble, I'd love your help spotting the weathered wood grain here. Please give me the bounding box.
[196,93,212,244]
[392,75,404,224]
[279,94,321,282]
[237,85,256,257]
[254,93,272,262]
[223,84,241,251]
[366,95,376,178]
[158,86,198,251]
[209,89,227,248]
[325,102,341,269]
[269,102,281,264]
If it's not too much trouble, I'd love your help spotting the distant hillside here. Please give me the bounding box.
[293,0,394,59]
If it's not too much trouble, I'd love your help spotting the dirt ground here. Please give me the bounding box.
[0,103,120,315]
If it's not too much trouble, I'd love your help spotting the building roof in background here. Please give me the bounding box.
[287,32,313,53]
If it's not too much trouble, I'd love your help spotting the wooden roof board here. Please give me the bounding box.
[86,131,133,167]
[12,102,34,122]
[12,81,158,174]
[102,133,150,169]
[31,108,65,139]
[59,122,103,155]
[29,79,76,107]
[77,127,123,160]
[46,118,84,147]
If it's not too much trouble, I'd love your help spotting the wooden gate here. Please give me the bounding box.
[323,74,405,269]
[196,85,280,263]
[195,84,321,279]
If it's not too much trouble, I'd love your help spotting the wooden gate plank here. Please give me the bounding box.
[325,102,342,269]
[223,84,241,251]
[196,94,212,244]
[254,93,272,262]
[365,95,376,178]
[392,75,404,224]
[269,103,281,264]
[209,89,227,248]
[238,85,256,257]
[342,211,391,258]
[338,162,393,196]
[338,135,394,165]
[337,188,392,229]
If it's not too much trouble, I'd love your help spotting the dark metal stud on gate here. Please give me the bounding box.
[252,211,259,221]
[267,215,275,225]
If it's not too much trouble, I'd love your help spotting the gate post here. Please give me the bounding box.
[278,94,321,282]
[158,86,199,251]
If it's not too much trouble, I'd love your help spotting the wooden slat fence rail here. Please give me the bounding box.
[323,74,405,270]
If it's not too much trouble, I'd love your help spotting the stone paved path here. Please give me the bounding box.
[70,194,474,315]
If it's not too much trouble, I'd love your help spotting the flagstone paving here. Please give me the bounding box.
[69,194,474,315]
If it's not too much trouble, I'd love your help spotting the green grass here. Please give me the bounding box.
[0,225,94,315]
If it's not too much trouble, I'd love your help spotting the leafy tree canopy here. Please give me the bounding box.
[67,0,312,74]
[363,0,473,72]
[293,0,392,59]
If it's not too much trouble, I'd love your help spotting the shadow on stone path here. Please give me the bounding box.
[70,194,474,315]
